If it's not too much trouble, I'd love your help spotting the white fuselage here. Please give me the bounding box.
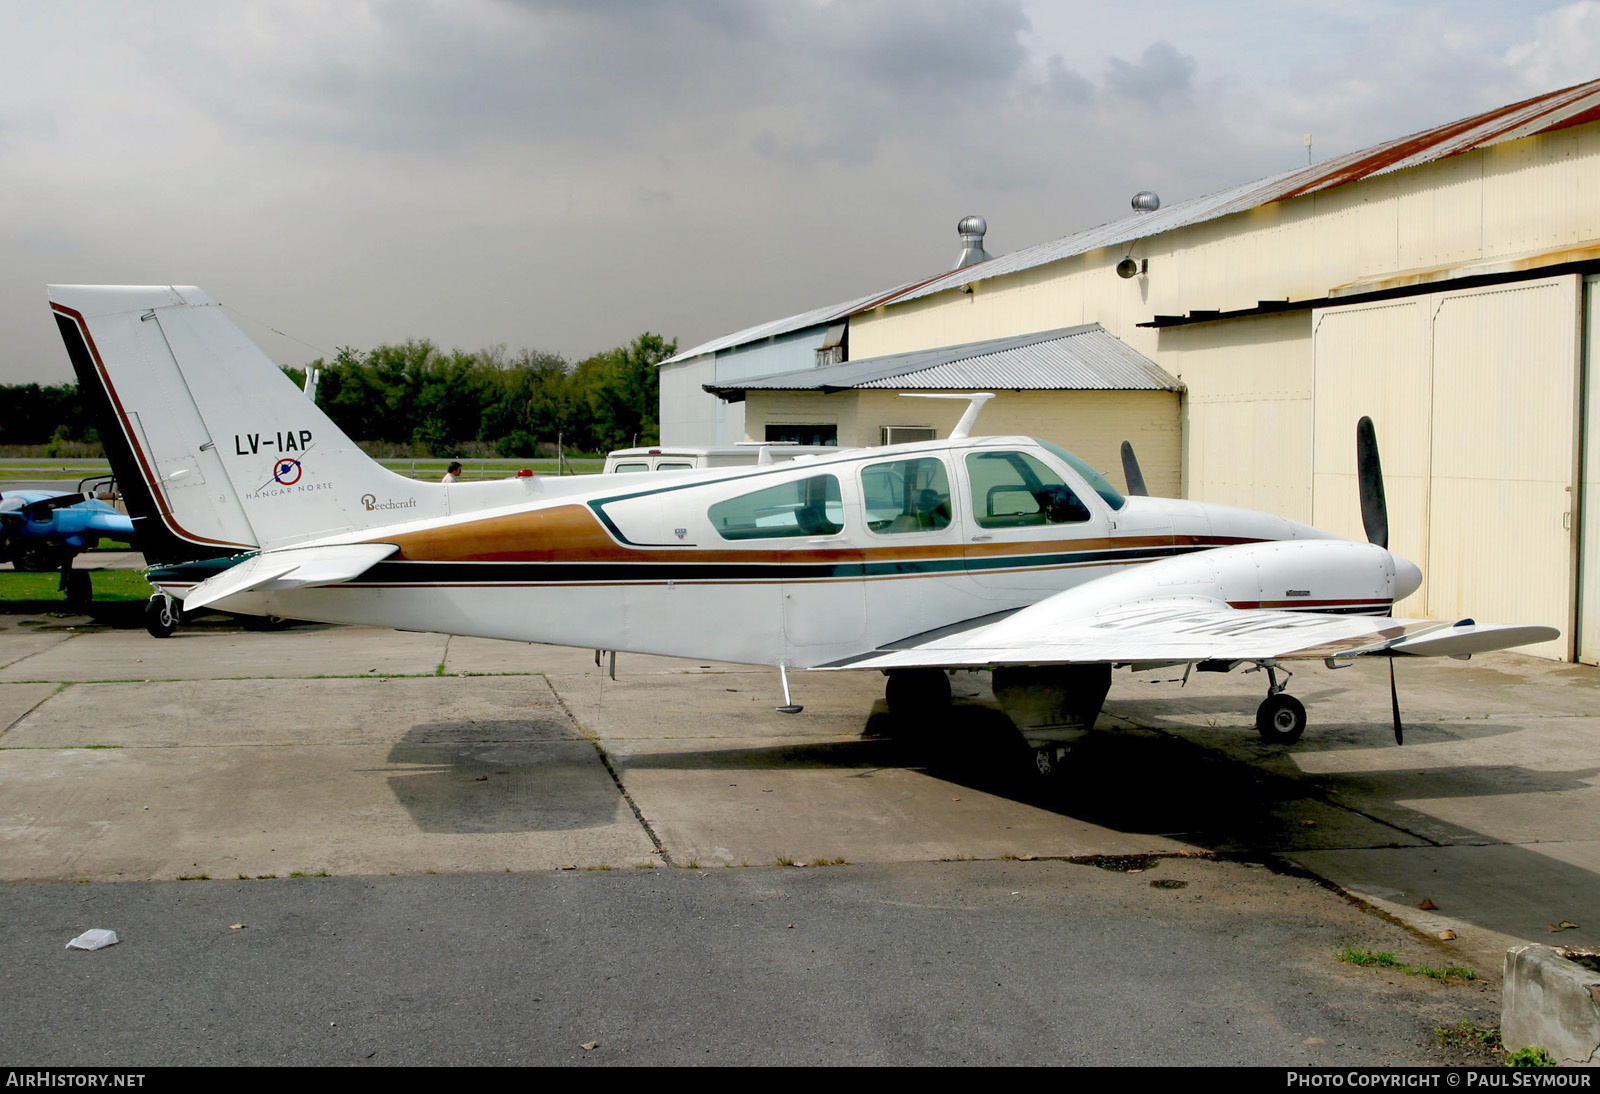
[150,437,1416,668]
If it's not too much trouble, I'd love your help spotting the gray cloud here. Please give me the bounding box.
[1104,42,1195,105]
[0,1,1590,385]
[1044,55,1094,104]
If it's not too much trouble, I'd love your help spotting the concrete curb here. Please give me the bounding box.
[1502,944,1600,1066]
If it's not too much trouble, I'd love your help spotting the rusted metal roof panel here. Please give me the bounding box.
[704,324,1183,396]
[883,77,1600,307]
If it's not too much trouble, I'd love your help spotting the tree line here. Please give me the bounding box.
[1,331,675,457]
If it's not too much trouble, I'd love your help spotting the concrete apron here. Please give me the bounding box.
[0,621,1597,981]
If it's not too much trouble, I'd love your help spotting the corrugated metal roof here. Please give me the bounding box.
[884,77,1600,307]
[703,324,1182,397]
[673,78,1600,358]
[662,267,954,364]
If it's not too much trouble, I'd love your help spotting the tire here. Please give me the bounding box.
[1255,694,1307,744]
[884,669,952,722]
[12,543,71,572]
[62,569,92,612]
[144,596,180,638]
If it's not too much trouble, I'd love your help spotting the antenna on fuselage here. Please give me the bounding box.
[898,392,996,440]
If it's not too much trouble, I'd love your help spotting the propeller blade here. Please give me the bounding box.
[20,493,87,522]
[1389,655,1403,745]
[1120,441,1149,497]
[1356,416,1388,549]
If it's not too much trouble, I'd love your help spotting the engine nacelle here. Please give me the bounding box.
[1004,539,1418,625]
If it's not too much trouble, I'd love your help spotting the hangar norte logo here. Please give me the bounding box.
[272,458,302,486]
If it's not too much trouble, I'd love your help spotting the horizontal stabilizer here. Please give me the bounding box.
[182,543,397,612]
[1388,622,1560,658]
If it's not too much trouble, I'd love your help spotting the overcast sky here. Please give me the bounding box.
[4,0,1597,382]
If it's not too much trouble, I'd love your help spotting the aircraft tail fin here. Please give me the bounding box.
[49,286,455,557]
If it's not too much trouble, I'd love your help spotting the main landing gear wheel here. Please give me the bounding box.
[1032,745,1068,780]
[13,543,69,572]
[884,668,952,722]
[1255,693,1307,744]
[144,595,180,638]
[61,569,92,612]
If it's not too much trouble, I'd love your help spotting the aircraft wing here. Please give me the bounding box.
[181,543,398,612]
[821,595,1557,670]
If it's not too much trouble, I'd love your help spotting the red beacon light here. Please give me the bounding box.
[516,468,535,477]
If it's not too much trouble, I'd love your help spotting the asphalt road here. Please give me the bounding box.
[1,859,1495,1066]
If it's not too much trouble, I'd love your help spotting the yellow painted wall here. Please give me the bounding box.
[1159,312,1314,520]
[742,388,1181,497]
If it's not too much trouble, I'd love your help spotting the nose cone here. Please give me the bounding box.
[1392,553,1423,601]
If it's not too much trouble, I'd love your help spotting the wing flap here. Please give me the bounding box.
[181,543,397,611]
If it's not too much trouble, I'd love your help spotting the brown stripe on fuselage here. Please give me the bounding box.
[374,504,1250,566]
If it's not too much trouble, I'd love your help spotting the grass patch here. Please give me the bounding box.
[1435,1021,1502,1052]
[0,569,152,605]
[1337,946,1477,982]
[1506,1045,1557,1067]
[377,457,602,482]
[176,873,210,881]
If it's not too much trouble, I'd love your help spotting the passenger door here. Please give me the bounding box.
[960,446,1114,596]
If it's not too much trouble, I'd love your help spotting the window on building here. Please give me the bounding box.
[861,457,952,534]
[709,474,844,540]
[765,424,838,446]
[881,425,937,446]
[965,450,1091,528]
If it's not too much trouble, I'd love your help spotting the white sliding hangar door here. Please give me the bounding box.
[1312,274,1581,660]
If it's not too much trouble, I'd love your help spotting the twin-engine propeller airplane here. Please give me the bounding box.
[49,285,1557,776]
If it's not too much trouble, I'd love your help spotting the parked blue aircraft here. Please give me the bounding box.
[0,487,135,607]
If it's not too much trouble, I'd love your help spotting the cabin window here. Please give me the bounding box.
[861,457,952,534]
[965,450,1091,528]
[709,474,844,540]
[1037,440,1127,510]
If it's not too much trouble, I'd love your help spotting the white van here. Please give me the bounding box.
[603,444,842,474]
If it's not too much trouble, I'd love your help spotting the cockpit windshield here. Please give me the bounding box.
[1037,440,1127,510]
